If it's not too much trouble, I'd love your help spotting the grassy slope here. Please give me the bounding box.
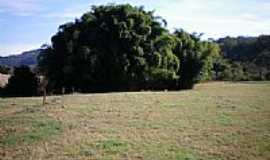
[0,82,269,160]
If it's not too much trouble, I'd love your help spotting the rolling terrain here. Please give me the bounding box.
[0,82,269,160]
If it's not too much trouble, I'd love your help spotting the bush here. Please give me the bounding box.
[2,66,39,97]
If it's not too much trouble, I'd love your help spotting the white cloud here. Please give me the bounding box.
[0,43,41,56]
[151,0,270,38]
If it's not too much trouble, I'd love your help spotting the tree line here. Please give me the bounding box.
[213,36,270,81]
[0,4,269,97]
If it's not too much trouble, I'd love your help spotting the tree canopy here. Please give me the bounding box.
[38,4,220,93]
[215,35,270,81]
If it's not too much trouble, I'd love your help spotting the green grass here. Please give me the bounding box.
[95,139,130,154]
[213,114,234,126]
[1,119,63,146]
[0,82,269,160]
[0,105,63,146]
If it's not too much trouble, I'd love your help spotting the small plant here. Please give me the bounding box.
[96,139,130,154]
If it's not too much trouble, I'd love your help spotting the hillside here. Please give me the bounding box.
[0,82,269,160]
[0,49,43,67]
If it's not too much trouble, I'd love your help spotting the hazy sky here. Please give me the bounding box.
[0,0,269,56]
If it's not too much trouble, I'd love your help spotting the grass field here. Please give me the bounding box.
[0,82,269,160]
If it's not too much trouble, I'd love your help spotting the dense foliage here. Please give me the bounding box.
[38,4,219,93]
[1,66,39,97]
[174,30,219,88]
[215,35,270,81]
[0,65,10,74]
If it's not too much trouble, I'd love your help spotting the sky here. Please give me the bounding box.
[0,0,269,56]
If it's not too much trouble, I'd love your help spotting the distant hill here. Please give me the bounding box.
[0,49,43,67]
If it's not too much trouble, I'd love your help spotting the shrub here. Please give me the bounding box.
[2,66,39,97]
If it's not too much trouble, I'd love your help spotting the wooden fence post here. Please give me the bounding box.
[41,77,48,106]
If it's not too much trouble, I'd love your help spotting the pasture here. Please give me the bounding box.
[0,82,269,160]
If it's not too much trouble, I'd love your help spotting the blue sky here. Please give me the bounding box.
[0,0,269,56]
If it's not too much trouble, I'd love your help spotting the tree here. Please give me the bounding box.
[39,4,179,92]
[212,57,230,80]
[173,29,220,89]
[216,35,270,81]
[39,4,221,92]
[145,34,180,89]
[3,66,39,97]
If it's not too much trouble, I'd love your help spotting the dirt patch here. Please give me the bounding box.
[0,73,10,87]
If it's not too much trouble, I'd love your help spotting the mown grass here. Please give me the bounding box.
[0,82,269,160]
